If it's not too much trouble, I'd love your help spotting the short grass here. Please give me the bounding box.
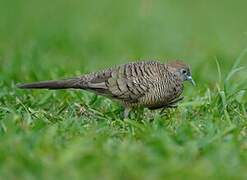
[1,0,247,179]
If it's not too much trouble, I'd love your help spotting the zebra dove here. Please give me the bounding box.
[17,60,195,118]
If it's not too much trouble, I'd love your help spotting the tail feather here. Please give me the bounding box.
[17,78,82,90]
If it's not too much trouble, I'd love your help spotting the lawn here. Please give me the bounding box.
[1,0,247,179]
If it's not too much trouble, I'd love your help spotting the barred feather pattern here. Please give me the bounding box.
[77,61,184,109]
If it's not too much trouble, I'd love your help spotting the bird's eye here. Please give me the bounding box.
[182,69,187,74]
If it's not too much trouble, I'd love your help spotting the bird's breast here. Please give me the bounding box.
[139,79,183,108]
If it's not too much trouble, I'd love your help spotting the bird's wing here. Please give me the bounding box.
[105,62,160,103]
[78,61,162,103]
[107,77,147,103]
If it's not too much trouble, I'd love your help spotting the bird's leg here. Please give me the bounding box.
[123,107,131,119]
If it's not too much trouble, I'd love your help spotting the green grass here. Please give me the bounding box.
[1,0,247,179]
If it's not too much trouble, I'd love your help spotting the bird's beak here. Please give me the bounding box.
[187,76,196,86]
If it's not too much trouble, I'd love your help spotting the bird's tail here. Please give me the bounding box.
[17,78,83,90]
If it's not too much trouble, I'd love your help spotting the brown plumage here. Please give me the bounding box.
[17,60,195,118]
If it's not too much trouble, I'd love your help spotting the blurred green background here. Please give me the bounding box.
[1,0,247,84]
[1,0,247,179]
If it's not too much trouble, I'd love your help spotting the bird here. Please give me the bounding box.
[17,60,195,118]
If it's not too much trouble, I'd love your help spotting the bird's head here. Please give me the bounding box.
[167,60,195,86]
